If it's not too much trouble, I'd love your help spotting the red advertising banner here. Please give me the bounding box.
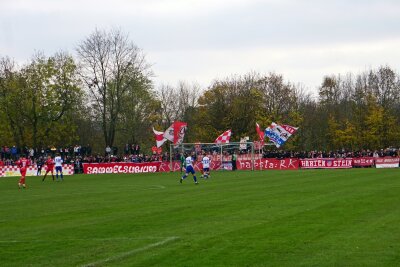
[159,162,180,172]
[159,161,222,172]
[83,162,161,174]
[375,157,399,168]
[300,158,353,169]
[81,157,398,174]
[238,158,299,170]
[352,157,375,167]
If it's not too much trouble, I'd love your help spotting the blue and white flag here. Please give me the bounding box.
[265,122,298,148]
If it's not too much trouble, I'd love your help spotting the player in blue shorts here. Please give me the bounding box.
[201,153,211,179]
[180,154,198,185]
[54,153,64,181]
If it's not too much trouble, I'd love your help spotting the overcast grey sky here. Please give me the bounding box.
[1,0,400,94]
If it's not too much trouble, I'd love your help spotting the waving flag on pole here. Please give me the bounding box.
[153,128,167,148]
[154,121,188,147]
[163,124,175,142]
[256,122,265,143]
[264,122,298,148]
[173,121,187,145]
[215,129,232,144]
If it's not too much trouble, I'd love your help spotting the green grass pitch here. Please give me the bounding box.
[1,169,400,266]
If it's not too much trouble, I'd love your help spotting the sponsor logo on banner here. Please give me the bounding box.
[352,157,375,167]
[83,162,161,174]
[300,158,353,169]
[159,160,222,172]
[375,157,399,168]
[238,159,299,170]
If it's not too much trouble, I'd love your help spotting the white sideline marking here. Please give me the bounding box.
[81,236,179,267]
[148,185,166,189]
[0,236,175,243]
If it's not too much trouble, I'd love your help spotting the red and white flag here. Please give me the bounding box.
[163,124,174,142]
[214,129,232,144]
[256,122,265,143]
[173,121,187,145]
[153,128,167,148]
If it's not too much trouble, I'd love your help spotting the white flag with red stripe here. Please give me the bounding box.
[163,124,174,142]
[214,129,232,144]
[153,128,167,148]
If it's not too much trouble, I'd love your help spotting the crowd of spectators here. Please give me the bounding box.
[261,148,399,159]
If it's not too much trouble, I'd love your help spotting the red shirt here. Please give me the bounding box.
[16,158,30,171]
[45,159,55,168]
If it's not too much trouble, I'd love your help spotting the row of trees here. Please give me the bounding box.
[1,29,400,153]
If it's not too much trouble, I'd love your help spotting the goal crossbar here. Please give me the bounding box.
[169,142,275,172]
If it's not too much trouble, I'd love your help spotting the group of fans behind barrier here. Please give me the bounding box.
[1,145,399,165]
[2,145,399,189]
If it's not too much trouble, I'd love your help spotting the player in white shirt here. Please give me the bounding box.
[54,154,64,181]
[201,153,211,179]
[180,153,198,184]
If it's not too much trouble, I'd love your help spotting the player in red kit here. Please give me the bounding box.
[42,156,55,181]
[16,155,30,189]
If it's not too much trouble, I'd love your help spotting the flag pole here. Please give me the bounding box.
[251,142,254,171]
[259,144,262,171]
[220,144,223,171]
[169,143,172,172]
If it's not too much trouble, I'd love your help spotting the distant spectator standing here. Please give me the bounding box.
[105,146,111,156]
[50,146,57,156]
[29,148,35,159]
[11,146,17,160]
[74,145,79,156]
[36,157,44,176]
[135,144,140,155]
[124,144,130,155]
[86,144,92,156]
[74,158,82,174]
[231,152,237,171]
[132,144,137,155]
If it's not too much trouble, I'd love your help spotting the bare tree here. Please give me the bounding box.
[157,81,201,127]
[76,28,152,147]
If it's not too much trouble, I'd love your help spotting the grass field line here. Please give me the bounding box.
[80,236,180,267]
[0,236,179,243]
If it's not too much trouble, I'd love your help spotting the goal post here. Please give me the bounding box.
[169,142,259,172]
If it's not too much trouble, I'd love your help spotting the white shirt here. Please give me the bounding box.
[202,156,210,168]
[185,156,193,167]
[54,156,63,167]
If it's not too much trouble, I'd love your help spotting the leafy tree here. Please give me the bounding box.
[0,53,82,148]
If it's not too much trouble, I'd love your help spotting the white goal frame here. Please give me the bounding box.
[169,142,275,171]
